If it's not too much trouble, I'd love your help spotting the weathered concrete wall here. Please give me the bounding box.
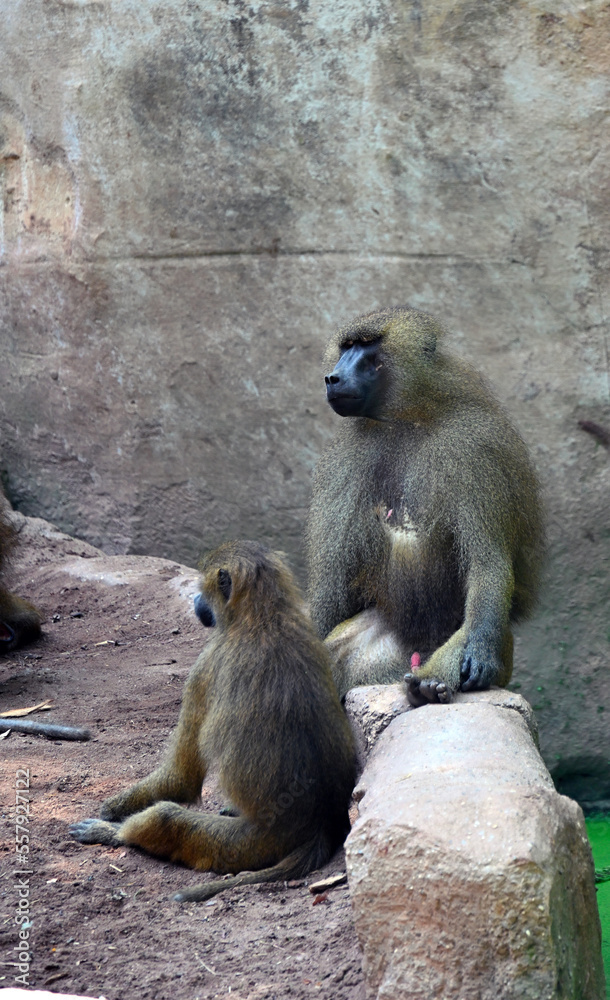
[1,1,609,800]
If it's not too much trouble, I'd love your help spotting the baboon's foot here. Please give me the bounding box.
[70,817,121,847]
[404,673,452,708]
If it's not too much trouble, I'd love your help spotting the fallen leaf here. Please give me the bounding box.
[308,872,347,894]
[44,972,68,986]
[0,699,54,718]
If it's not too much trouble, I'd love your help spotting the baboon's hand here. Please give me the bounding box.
[459,636,499,691]
[404,673,452,707]
[70,817,121,847]
[219,803,240,817]
[100,792,140,821]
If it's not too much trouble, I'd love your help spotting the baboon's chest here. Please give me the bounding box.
[372,471,428,540]
[371,434,429,510]
[378,502,421,552]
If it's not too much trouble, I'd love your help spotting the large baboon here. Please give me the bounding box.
[0,489,42,652]
[306,306,543,707]
[71,541,356,902]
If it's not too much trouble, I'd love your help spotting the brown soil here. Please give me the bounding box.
[0,514,366,1000]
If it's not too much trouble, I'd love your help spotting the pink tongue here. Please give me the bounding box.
[0,621,14,642]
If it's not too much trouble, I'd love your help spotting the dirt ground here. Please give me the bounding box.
[0,514,366,1000]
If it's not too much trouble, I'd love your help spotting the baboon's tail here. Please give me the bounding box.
[173,834,336,903]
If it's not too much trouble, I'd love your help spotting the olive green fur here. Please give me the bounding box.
[0,488,42,652]
[307,306,544,704]
[71,541,356,901]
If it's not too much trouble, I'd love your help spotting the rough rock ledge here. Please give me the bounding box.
[345,687,604,1000]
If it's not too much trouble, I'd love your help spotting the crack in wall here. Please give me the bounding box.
[2,249,530,267]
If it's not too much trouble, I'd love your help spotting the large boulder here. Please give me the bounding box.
[346,691,604,1000]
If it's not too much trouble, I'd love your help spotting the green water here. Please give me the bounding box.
[586,814,610,998]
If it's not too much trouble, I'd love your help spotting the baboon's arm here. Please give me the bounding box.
[459,553,514,690]
[101,664,210,821]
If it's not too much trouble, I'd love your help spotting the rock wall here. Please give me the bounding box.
[1,1,609,800]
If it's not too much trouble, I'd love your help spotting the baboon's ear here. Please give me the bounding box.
[217,569,232,602]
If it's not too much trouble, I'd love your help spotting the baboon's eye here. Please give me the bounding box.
[217,569,232,601]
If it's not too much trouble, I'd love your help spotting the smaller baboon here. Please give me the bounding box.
[0,489,42,652]
[71,541,356,902]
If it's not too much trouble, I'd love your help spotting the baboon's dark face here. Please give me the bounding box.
[324,338,386,418]
[322,307,444,422]
[194,567,233,628]
[194,593,215,628]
